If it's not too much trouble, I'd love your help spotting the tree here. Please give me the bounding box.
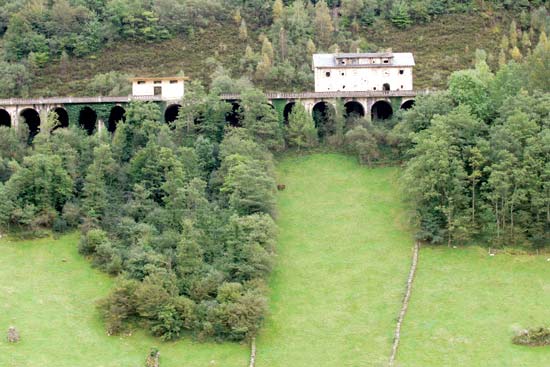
[239,19,248,40]
[240,89,284,151]
[390,1,412,29]
[272,0,283,21]
[314,0,334,50]
[286,103,318,149]
[344,126,379,166]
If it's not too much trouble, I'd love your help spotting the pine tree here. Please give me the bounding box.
[509,20,518,48]
[500,34,509,51]
[498,48,506,67]
[314,0,334,49]
[233,9,242,26]
[239,19,248,41]
[287,103,318,150]
[273,0,283,21]
[390,1,412,29]
[510,46,522,62]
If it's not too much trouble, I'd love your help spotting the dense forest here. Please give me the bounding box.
[1,0,549,96]
[0,0,548,343]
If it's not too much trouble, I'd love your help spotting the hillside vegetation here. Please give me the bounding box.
[0,0,548,96]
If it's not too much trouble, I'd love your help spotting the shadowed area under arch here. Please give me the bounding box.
[283,102,296,125]
[371,100,393,120]
[0,109,11,127]
[165,104,181,124]
[344,101,365,118]
[226,102,242,127]
[53,107,69,129]
[20,108,41,141]
[108,106,126,133]
[78,107,97,135]
[312,101,335,139]
[401,99,415,110]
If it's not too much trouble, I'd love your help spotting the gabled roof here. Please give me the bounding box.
[130,76,189,82]
[312,52,415,68]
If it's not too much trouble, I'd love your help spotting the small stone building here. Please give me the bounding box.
[131,76,188,100]
[312,52,415,92]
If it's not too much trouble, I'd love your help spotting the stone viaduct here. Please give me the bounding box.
[0,90,419,138]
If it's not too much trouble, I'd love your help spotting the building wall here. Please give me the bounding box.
[132,80,185,100]
[314,67,413,92]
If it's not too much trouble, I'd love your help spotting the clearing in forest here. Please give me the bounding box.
[398,246,550,366]
[256,153,414,367]
[0,234,248,367]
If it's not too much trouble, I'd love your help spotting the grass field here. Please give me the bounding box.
[0,233,249,367]
[256,153,414,367]
[397,246,550,367]
[2,153,549,367]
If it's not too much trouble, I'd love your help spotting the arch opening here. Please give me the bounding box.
[165,104,181,124]
[226,102,242,127]
[283,102,296,125]
[401,99,415,110]
[108,106,126,133]
[53,107,69,129]
[344,101,365,118]
[383,83,390,91]
[0,109,11,127]
[20,108,41,141]
[312,101,335,140]
[371,101,393,121]
[78,107,97,135]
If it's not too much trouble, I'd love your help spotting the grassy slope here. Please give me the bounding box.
[365,12,504,90]
[31,12,506,96]
[256,153,414,367]
[0,233,248,367]
[397,246,550,366]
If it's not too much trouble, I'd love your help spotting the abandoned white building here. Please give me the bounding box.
[131,76,188,100]
[312,52,415,93]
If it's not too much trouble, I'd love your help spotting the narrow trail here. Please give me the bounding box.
[389,242,420,367]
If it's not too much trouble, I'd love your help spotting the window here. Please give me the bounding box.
[383,59,389,64]
[341,72,345,76]
[154,86,162,96]
[170,80,178,84]
[137,81,145,85]
[342,85,346,89]
[399,69,404,75]
[373,87,377,90]
[326,71,331,77]
[154,80,162,84]
[401,85,404,89]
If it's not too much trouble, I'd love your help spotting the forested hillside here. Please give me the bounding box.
[0,0,549,96]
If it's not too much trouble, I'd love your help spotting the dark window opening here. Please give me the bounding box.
[137,81,145,84]
[154,80,161,84]
[341,72,345,76]
[383,83,390,91]
[342,85,346,89]
[226,102,242,127]
[154,86,162,96]
[401,85,404,89]
[399,69,404,75]
[373,87,377,90]
[326,71,331,77]
[170,80,178,84]
[383,59,389,64]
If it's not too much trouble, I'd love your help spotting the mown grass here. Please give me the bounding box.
[256,153,414,367]
[0,233,249,367]
[397,246,550,366]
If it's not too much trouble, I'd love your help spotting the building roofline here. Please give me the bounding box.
[130,76,189,82]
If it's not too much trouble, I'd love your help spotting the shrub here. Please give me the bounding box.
[52,217,68,234]
[513,327,550,346]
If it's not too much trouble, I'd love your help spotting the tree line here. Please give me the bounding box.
[396,35,549,248]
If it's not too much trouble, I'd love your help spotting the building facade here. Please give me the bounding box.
[312,52,415,93]
[131,76,188,100]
